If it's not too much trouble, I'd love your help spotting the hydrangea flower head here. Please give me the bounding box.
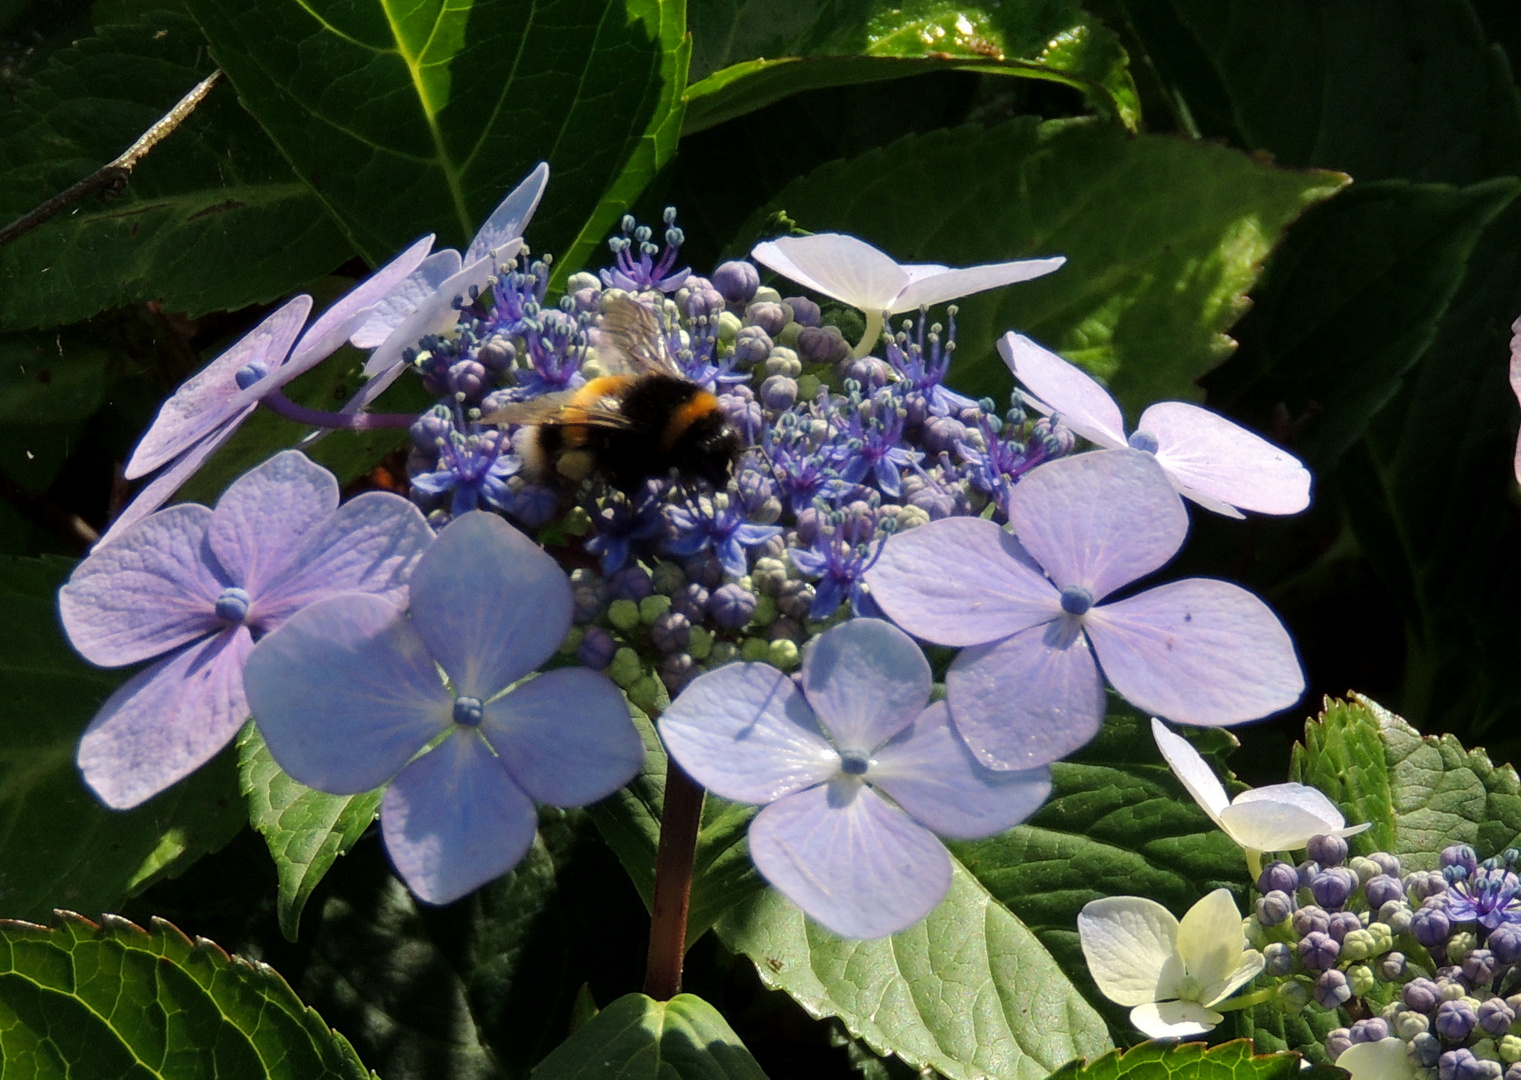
[245,510,644,905]
[1152,718,1369,870]
[865,449,1304,771]
[999,332,1311,517]
[658,618,1051,938]
[1078,889,1265,1038]
[59,451,433,808]
[751,233,1065,357]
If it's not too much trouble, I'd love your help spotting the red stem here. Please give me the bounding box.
[643,758,705,1000]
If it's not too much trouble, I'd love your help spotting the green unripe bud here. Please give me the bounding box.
[1367,921,1395,954]
[796,373,822,401]
[752,286,782,305]
[751,595,778,626]
[626,675,661,714]
[651,561,686,596]
[607,598,641,632]
[1277,981,1310,1013]
[1396,1011,1430,1040]
[563,505,593,537]
[1499,1035,1521,1064]
[639,594,672,625]
[1347,964,1376,996]
[1349,856,1381,885]
[776,321,802,349]
[609,647,643,688]
[560,625,586,655]
[709,641,739,665]
[767,639,799,670]
[1440,981,1468,1002]
[717,311,742,341]
[1448,931,1479,962]
[1340,929,1376,962]
[740,637,771,663]
[687,625,713,661]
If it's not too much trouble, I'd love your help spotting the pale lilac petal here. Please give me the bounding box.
[1220,785,1371,852]
[1149,718,1230,825]
[1009,449,1187,599]
[748,781,952,939]
[865,516,1061,647]
[125,296,311,479]
[801,619,930,751]
[464,162,549,264]
[659,662,837,804]
[1137,402,1311,516]
[208,451,338,599]
[276,235,436,379]
[407,511,572,699]
[870,701,1051,840]
[891,256,1064,313]
[77,627,252,809]
[1085,579,1304,724]
[381,731,538,905]
[252,491,433,627]
[945,621,1106,770]
[97,419,242,548]
[1077,896,1181,1006]
[245,593,450,794]
[350,249,463,349]
[481,667,643,806]
[751,233,908,312]
[362,255,493,378]
[60,504,222,666]
[1129,1001,1221,1039]
[997,332,1127,448]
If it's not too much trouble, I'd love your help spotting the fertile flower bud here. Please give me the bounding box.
[731,326,773,367]
[1341,928,1377,962]
[1464,949,1499,987]
[1347,964,1376,996]
[1481,998,1517,1037]
[1350,1017,1390,1043]
[1413,905,1454,947]
[747,301,789,337]
[1259,860,1301,895]
[1300,930,1340,971]
[1328,910,1362,942]
[1263,941,1294,975]
[1257,890,1294,926]
[1308,834,1349,866]
[577,625,616,670]
[1437,999,1479,1042]
[1278,980,1310,1012]
[1381,951,1409,981]
[1316,969,1352,1009]
[784,296,821,327]
[1406,979,1443,1013]
[1492,924,1521,964]
[1444,845,1481,877]
[1367,874,1406,908]
[712,260,759,305]
[1348,855,1382,884]
[1397,1009,1431,1039]
[1312,866,1359,910]
[1293,904,1330,937]
[1325,1028,1352,1060]
[708,583,757,628]
[1410,1032,1442,1068]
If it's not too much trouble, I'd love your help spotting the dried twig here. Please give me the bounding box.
[0,69,224,248]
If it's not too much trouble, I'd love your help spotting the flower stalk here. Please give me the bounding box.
[644,752,705,1000]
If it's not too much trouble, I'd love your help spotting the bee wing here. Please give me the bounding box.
[598,296,685,378]
[482,388,636,431]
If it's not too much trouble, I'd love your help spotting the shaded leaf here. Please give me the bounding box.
[0,12,354,330]
[237,726,381,942]
[1046,1040,1335,1079]
[0,911,373,1078]
[0,555,245,922]
[685,0,1139,133]
[185,0,689,276]
[738,117,1346,414]
[531,992,769,1080]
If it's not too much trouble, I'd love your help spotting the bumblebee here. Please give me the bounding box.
[485,297,741,491]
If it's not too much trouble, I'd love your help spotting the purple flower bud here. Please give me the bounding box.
[1410,870,1451,903]
[608,565,653,602]
[670,582,709,622]
[1481,997,1516,1037]
[708,583,757,628]
[1308,834,1349,866]
[1436,999,1479,1042]
[747,301,788,337]
[576,626,616,670]
[1507,1063,1521,1080]
[776,579,815,621]
[1464,948,1498,987]
[1491,924,1521,964]
[1406,978,1442,1014]
[1300,930,1340,971]
[659,652,697,694]
[1380,951,1408,981]
[842,356,891,389]
[477,338,515,371]
[572,585,605,624]
[571,286,601,313]
[1443,845,1480,877]
[1410,1032,1442,1068]
[1328,910,1362,942]
[1298,860,1322,889]
[1315,969,1352,1009]
[712,260,759,305]
[784,296,821,327]
[682,550,724,588]
[731,326,773,368]
[1369,852,1402,877]
[1257,891,1294,927]
[1293,905,1330,937]
[1349,1017,1390,1043]
[1263,941,1294,976]
[1366,874,1405,909]
[1413,905,1454,948]
[793,508,820,547]
[411,404,455,451]
[1312,866,1359,910]
[760,375,798,410]
[650,611,691,653]
[796,325,848,364]
[1324,1028,1352,1060]
[1259,860,1301,896]
[507,484,559,530]
[1439,1048,1502,1080]
[685,286,726,320]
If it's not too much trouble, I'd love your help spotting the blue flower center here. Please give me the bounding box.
[214,587,251,623]
[234,361,270,390]
[838,750,870,776]
[1127,430,1159,454]
[453,696,484,727]
[1059,585,1094,616]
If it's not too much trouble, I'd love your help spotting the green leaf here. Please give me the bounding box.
[1290,697,1398,856]
[0,555,245,922]
[1294,693,1521,873]
[684,0,1140,133]
[1202,178,1518,462]
[715,856,1112,1080]
[951,708,1245,1039]
[586,714,758,945]
[0,12,355,330]
[0,330,114,495]
[1045,1040,1333,1080]
[0,911,373,1078]
[185,0,689,275]
[586,704,765,947]
[739,117,1346,415]
[237,727,381,942]
[530,993,769,1080]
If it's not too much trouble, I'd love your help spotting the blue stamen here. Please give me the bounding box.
[1128,430,1160,454]
[1060,585,1094,616]
[453,696,484,727]
[234,361,269,390]
[839,750,870,776]
[214,586,251,623]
